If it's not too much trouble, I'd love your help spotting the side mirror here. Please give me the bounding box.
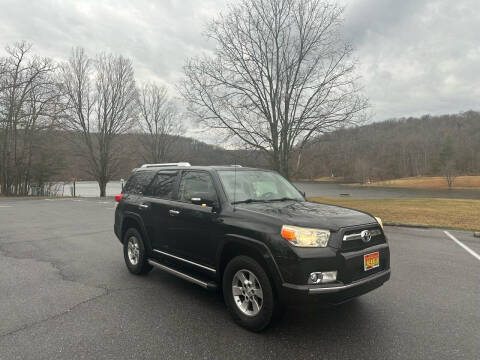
[191,197,217,208]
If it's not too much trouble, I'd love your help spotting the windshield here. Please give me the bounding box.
[217,170,304,204]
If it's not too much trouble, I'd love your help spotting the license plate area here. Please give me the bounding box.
[364,251,379,271]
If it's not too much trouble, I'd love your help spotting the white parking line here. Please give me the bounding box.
[444,231,480,261]
[0,205,12,208]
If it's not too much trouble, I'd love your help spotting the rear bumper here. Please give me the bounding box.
[280,268,390,305]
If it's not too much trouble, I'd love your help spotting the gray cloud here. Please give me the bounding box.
[343,0,480,121]
[0,0,478,130]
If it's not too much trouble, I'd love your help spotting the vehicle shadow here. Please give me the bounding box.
[147,268,385,337]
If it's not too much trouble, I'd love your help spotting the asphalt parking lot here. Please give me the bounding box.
[0,198,479,359]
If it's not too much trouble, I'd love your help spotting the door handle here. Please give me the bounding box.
[169,209,180,216]
[138,203,150,210]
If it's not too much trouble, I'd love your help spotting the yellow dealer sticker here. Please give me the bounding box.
[364,252,380,271]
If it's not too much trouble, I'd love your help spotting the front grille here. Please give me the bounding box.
[340,225,386,251]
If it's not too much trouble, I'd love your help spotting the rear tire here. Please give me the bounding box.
[223,256,275,332]
[123,228,152,275]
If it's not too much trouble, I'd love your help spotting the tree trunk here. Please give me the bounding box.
[98,180,107,197]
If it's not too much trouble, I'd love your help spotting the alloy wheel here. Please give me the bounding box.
[127,236,140,266]
[232,269,264,316]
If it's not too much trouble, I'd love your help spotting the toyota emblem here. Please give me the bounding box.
[361,230,372,243]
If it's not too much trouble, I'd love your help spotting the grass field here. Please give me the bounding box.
[350,175,480,190]
[309,197,480,231]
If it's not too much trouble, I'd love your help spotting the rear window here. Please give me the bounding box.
[145,171,178,199]
[123,170,155,195]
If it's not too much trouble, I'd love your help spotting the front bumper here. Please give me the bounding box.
[280,268,390,305]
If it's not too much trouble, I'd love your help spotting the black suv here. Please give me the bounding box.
[114,163,390,331]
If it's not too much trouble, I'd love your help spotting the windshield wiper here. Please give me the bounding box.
[267,197,302,202]
[231,199,268,205]
[232,197,301,205]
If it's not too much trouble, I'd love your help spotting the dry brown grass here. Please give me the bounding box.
[309,197,480,231]
[312,176,345,182]
[350,176,480,189]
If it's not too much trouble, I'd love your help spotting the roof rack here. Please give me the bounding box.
[230,165,242,167]
[140,162,191,168]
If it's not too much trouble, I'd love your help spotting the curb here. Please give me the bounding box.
[384,222,431,229]
[384,222,480,234]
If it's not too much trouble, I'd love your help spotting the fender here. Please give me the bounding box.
[122,211,153,253]
[217,233,285,288]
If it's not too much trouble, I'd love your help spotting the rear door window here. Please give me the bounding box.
[123,170,155,195]
[177,171,217,204]
[145,171,178,199]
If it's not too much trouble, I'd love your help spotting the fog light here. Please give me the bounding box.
[308,271,337,284]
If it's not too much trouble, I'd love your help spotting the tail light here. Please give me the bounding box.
[115,194,123,202]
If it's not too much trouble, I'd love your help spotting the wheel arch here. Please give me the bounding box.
[121,212,152,253]
[217,235,284,294]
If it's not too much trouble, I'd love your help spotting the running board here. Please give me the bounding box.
[147,259,217,290]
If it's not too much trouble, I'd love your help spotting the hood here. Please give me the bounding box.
[236,200,375,231]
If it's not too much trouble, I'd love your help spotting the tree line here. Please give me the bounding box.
[295,111,480,183]
[18,111,479,187]
[0,42,181,196]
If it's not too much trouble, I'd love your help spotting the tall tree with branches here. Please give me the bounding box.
[60,48,137,197]
[0,42,61,195]
[181,0,368,178]
[138,82,182,163]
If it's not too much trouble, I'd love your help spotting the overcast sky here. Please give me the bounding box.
[1,0,479,134]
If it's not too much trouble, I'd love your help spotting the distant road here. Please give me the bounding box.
[58,180,480,199]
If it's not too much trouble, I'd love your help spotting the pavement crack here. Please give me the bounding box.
[0,289,109,339]
[0,286,159,339]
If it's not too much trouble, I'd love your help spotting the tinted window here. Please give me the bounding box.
[178,171,217,203]
[146,171,178,199]
[217,170,303,202]
[123,170,155,195]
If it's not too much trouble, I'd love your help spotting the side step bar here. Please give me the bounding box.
[147,259,217,290]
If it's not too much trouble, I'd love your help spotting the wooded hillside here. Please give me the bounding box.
[295,111,480,182]
[39,111,480,184]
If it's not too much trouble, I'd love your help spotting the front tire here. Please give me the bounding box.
[123,228,152,275]
[223,256,275,331]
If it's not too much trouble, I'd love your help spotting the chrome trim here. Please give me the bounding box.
[308,269,390,294]
[152,249,216,273]
[147,259,215,289]
[168,209,180,216]
[343,228,382,241]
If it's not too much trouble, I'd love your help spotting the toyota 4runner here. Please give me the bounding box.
[114,163,390,331]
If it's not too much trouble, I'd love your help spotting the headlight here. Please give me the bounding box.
[281,225,330,247]
[375,216,383,229]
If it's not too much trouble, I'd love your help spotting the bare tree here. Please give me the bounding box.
[138,82,182,163]
[60,48,138,197]
[443,160,457,189]
[181,0,367,178]
[0,42,61,195]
